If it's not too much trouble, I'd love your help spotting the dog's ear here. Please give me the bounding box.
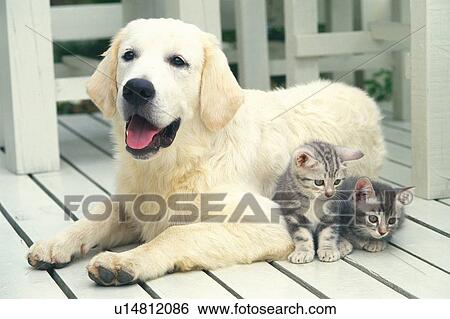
[200,34,244,131]
[86,31,122,118]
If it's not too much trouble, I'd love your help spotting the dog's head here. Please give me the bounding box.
[87,18,243,160]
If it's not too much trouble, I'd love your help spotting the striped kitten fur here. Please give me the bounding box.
[273,141,364,264]
[332,177,413,253]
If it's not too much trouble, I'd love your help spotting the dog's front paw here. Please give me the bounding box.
[288,250,315,264]
[87,252,138,286]
[317,248,341,262]
[27,240,74,270]
[362,240,387,252]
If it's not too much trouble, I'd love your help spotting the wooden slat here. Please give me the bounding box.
[383,119,411,132]
[55,77,90,102]
[380,160,450,234]
[410,0,450,199]
[385,141,412,167]
[51,4,122,41]
[392,219,450,272]
[0,212,66,298]
[0,0,59,174]
[346,248,450,298]
[275,260,403,298]
[234,0,270,90]
[284,0,319,85]
[383,126,411,147]
[0,153,151,298]
[295,31,407,58]
[211,262,317,298]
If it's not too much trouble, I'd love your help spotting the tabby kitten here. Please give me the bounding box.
[334,177,413,253]
[273,141,364,264]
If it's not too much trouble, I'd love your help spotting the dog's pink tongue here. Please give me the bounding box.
[126,115,159,150]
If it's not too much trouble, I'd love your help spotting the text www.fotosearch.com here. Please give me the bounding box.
[113,302,337,316]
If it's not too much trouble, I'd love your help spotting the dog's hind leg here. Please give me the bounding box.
[27,203,138,270]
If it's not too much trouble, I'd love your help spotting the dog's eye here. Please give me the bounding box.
[169,55,188,67]
[122,50,136,62]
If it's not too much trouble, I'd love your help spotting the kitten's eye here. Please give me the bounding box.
[334,179,341,185]
[314,180,324,186]
[388,217,397,225]
[368,215,378,223]
[169,55,188,67]
[122,50,136,62]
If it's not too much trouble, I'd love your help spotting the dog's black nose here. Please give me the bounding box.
[123,78,155,106]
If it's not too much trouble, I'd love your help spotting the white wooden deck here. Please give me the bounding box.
[0,112,449,299]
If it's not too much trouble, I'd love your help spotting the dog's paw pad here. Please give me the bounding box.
[87,261,137,286]
[98,266,115,284]
[317,248,340,262]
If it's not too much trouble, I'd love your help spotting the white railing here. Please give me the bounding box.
[2,0,449,200]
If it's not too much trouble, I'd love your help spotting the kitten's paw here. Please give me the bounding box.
[317,248,341,262]
[338,239,353,257]
[288,250,315,264]
[362,240,387,252]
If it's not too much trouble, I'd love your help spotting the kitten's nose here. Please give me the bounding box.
[325,190,334,198]
[378,228,388,236]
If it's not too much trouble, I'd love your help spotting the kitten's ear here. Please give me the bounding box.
[354,177,375,201]
[335,146,364,163]
[396,186,415,205]
[294,147,319,169]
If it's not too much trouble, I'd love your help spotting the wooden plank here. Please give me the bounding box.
[380,159,412,186]
[0,153,151,298]
[56,77,90,102]
[391,0,411,121]
[295,31,407,58]
[234,0,270,89]
[392,219,450,272]
[385,141,412,167]
[162,0,222,41]
[0,0,59,174]
[380,160,450,234]
[276,260,404,298]
[327,0,355,85]
[410,0,450,199]
[383,126,411,147]
[61,55,100,76]
[51,3,122,41]
[383,119,411,132]
[370,21,410,42]
[0,212,66,298]
[59,115,113,155]
[346,248,450,298]
[212,262,317,298]
[284,0,319,86]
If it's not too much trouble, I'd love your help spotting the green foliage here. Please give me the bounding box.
[363,69,392,102]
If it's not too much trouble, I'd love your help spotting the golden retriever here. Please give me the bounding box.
[27,18,385,286]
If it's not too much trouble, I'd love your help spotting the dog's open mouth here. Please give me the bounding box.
[125,115,180,157]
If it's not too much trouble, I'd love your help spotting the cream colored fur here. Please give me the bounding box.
[28,18,385,285]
